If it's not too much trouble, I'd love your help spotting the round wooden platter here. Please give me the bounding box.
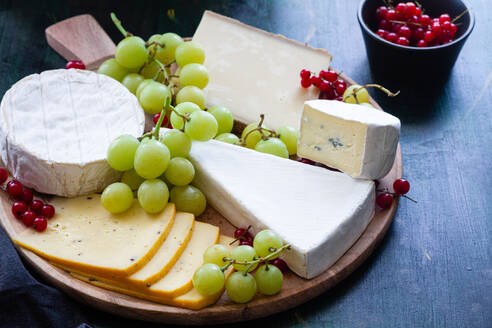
[0,87,402,325]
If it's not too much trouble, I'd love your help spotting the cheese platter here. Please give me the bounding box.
[0,11,407,325]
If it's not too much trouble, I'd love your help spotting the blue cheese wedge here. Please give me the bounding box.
[298,100,400,180]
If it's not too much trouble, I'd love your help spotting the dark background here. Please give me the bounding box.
[0,0,490,327]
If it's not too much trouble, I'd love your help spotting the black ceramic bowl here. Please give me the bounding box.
[358,0,474,81]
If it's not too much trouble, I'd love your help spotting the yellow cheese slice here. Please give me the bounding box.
[14,195,175,278]
[55,212,195,289]
[70,236,235,310]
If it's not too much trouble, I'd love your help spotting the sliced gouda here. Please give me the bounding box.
[69,236,235,310]
[14,195,175,278]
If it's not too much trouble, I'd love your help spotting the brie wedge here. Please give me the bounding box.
[0,69,145,197]
[188,139,375,279]
[298,100,400,180]
[193,11,331,130]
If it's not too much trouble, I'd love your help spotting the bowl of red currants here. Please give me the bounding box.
[358,0,474,81]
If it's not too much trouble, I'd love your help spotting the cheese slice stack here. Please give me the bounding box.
[298,100,401,180]
[193,11,331,130]
[14,195,175,278]
[188,139,375,279]
[0,69,145,197]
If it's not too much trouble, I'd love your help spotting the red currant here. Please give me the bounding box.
[392,24,402,34]
[319,81,332,93]
[414,7,422,16]
[335,96,343,101]
[310,76,322,87]
[234,227,253,240]
[300,69,311,79]
[417,39,428,47]
[386,9,398,21]
[376,193,393,209]
[334,79,347,95]
[393,178,410,194]
[431,23,442,36]
[41,204,56,219]
[413,27,425,41]
[448,23,457,38]
[405,2,417,16]
[30,200,44,214]
[395,3,407,17]
[153,113,169,127]
[0,168,7,184]
[33,216,48,232]
[239,239,253,247]
[271,258,288,273]
[398,26,412,39]
[396,36,410,46]
[376,6,388,21]
[321,70,338,83]
[385,32,398,43]
[439,14,451,24]
[379,19,392,31]
[300,78,311,88]
[20,189,33,204]
[21,210,36,227]
[66,60,86,70]
[424,31,435,42]
[6,180,23,197]
[377,29,388,39]
[12,201,28,219]
[419,14,431,26]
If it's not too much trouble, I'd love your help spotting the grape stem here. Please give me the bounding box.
[342,84,400,104]
[152,97,171,139]
[376,188,418,203]
[110,13,131,38]
[221,244,291,276]
[239,114,278,146]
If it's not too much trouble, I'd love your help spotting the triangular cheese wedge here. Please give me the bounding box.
[14,195,175,278]
[69,236,235,310]
[188,140,375,279]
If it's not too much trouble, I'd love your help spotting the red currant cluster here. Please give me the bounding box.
[66,60,86,70]
[153,112,173,128]
[233,226,288,273]
[376,178,413,209]
[0,168,55,232]
[300,69,347,101]
[375,2,459,47]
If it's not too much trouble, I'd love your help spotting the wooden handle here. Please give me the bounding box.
[45,14,116,70]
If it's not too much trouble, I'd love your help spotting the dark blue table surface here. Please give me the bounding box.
[0,0,490,327]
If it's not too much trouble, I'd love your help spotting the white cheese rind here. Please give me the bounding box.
[0,69,145,197]
[193,11,331,130]
[298,100,401,180]
[187,139,375,279]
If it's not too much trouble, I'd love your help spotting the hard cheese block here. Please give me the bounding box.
[14,195,175,278]
[70,236,235,310]
[193,11,331,130]
[298,100,401,180]
[189,140,375,279]
[0,69,145,197]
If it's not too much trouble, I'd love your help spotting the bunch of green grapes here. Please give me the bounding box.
[193,229,287,303]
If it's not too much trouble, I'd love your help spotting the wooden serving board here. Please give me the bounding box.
[0,15,403,325]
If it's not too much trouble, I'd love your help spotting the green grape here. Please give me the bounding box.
[137,179,169,213]
[215,133,239,144]
[133,139,170,179]
[107,134,140,171]
[140,61,165,82]
[115,36,148,69]
[101,182,134,214]
[359,102,375,108]
[122,73,144,95]
[175,41,205,67]
[203,244,230,267]
[121,169,145,190]
[179,63,209,89]
[170,102,201,130]
[343,84,370,104]
[276,126,298,155]
[164,157,195,186]
[151,33,183,64]
[176,86,206,109]
[185,111,218,141]
[254,138,289,158]
[225,271,257,303]
[97,58,128,82]
[193,263,225,296]
[208,106,233,135]
[138,81,171,114]
[159,129,192,158]
[231,245,258,272]
[241,123,270,149]
[136,79,153,99]
[254,264,283,295]
[169,185,206,216]
[253,229,283,259]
